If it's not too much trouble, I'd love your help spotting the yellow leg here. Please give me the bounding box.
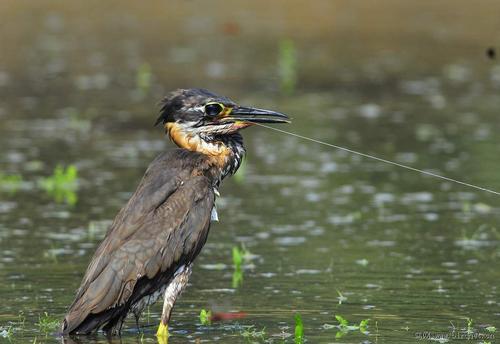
[156,322,169,344]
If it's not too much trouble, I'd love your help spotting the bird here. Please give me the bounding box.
[61,88,290,338]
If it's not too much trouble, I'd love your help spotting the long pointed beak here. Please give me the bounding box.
[226,106,290,124]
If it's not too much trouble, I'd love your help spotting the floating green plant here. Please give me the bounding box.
[336,290,347,305]
[240,325,266,340]
[333,314,370,338]
[466,317,474,335]
[199,309,212,326]
[39,164,78,205]
[294,313,304,344]
[485,326,496,333]
[0,325,14,339]
[0,173,23,193]
[232,268,243,289]
[231,245,251,288]
[278,39,297,95]
[36,312,59,333]
[232,246,244,268]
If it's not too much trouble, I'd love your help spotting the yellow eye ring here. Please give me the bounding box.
[204,102,224,117]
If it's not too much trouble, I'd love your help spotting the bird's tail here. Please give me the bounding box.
[61,306,119,335]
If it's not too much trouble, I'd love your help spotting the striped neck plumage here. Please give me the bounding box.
[165,122,246,180]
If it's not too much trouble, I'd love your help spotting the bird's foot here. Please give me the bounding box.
[156,322,169,340]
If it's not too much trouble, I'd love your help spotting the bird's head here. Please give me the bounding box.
[155,88,290,177]
[156,88,289,138]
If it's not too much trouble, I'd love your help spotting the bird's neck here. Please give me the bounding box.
[166,123,245,180]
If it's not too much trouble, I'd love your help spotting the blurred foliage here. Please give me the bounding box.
[36,312,60,333]
[199,309,212,326]
[0,173,23,193]
[232,245,244,289]
[38,164,78,205]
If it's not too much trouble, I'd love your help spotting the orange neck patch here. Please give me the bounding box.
[165,122,231,168]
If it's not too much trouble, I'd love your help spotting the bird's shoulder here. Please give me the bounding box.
[93,148,216,259]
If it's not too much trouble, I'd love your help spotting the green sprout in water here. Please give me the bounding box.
[39,164,78,205]
[466,318,474,335]
[336,290,347,305]
[0,325,14,339]
[240,325,266,340]
[232,247,243,288]
[231,245,251,288]
[485,326,496,333]
[333,314,370,338]
[199,309,212,326]
[232,246,244,268]
[278,39,297,95]
[294,313,304,344]
[36,312,59,333]
[0,173,23,193]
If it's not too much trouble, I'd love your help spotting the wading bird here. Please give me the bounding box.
[61,88,289,338]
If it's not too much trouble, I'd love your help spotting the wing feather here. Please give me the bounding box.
[62,150,215,334]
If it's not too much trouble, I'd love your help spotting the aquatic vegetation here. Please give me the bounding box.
[232,266,243,288]
[0,325,14,339]
[466,317,474,335]
[36,312,59,333]
[278,39,297,95]
[17,311,26,329]
[485,326,496,333]
[38,164,78,205]
[232,246,244,267]
[199,309,212,326]
[231,245,252,288]
[240,325,266,340]
[0,173,23,193]
[336,290,347,305]
[294,313,303,344]
[332,315,369,338]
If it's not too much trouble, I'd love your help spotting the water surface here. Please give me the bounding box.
[1,1,499,343]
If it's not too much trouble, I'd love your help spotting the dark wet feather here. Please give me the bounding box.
[62,149,215,334]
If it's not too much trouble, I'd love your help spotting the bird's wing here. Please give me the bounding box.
[62,150,215,333]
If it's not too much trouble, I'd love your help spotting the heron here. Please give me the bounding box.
[61,88,290,338]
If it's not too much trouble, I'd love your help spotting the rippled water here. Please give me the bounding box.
[1,2,500,343]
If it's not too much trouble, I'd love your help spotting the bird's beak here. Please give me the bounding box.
[224,106,290,124]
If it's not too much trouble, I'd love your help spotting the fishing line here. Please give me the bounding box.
[255,123,500,197]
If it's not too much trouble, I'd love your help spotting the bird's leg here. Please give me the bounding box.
[156,264,193,339]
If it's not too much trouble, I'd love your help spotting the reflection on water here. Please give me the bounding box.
[1,1,500,343]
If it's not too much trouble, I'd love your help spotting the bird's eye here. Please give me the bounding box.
[204,103,224,117]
